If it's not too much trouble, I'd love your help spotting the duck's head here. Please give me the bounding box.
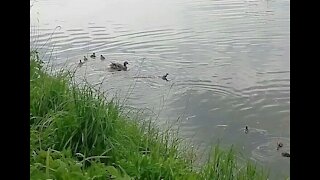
[124,61,129,66]
[93,53,95,55]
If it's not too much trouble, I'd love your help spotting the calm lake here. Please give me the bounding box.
[30,0,290,178]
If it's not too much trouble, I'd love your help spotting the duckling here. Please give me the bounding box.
[100,55,105,60]
[245,125,249,134]
[110,61,128,71]
[281,152,290,157]
[277,142,283,150]
[35,51,39,60]
[78,60,84,67]
[162,73,169,81]
[90,53,96,59]
[84,56,88,61]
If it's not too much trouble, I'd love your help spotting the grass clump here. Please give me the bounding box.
[30,51,268,179]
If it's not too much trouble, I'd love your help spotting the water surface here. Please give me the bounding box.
[30,0,290,178]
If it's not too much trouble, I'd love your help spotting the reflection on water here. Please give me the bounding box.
[30,0,290,178]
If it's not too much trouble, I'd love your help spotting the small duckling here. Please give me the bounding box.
[100,55,105,60]
[281,152,290,157]
[78,60,84,67]
[35,51,39,60]
[245,125,249,134]
[277,142,283,150]
[90,53,96,59]
[84,56,88,61]
[162,73,169,81]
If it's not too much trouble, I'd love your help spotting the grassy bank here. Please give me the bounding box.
[30,51,268,179]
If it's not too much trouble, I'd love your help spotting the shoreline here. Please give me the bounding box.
[30,51,268,179]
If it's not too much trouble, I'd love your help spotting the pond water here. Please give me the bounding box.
[30,0,290,178]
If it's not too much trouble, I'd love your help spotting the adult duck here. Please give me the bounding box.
[100,55,105,60]
[84,56,88,61]
[110,61,129,71]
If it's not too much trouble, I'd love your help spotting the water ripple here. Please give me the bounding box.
[30,0,290,177]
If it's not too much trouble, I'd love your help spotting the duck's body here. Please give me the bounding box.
[162,73,169,81]
[281,152,290,157]
[84,56,88,61]
[110,61,128,71]
[90,53,96,58]
[100,55,105,60]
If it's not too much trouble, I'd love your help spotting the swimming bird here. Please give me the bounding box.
[90,53,96,58]
[281,152,290,157]
[245,126,249,134]
[35,51,40,60]
[277,142,283,150]
[110,61,129,71]
[84,56,88,61]
[100,55,105,60]
[78,60,84,67]
[162,73,169,81]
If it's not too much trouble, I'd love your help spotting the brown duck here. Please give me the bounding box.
[110,61,129,71]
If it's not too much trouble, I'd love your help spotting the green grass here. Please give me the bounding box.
[30,51,268,180]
